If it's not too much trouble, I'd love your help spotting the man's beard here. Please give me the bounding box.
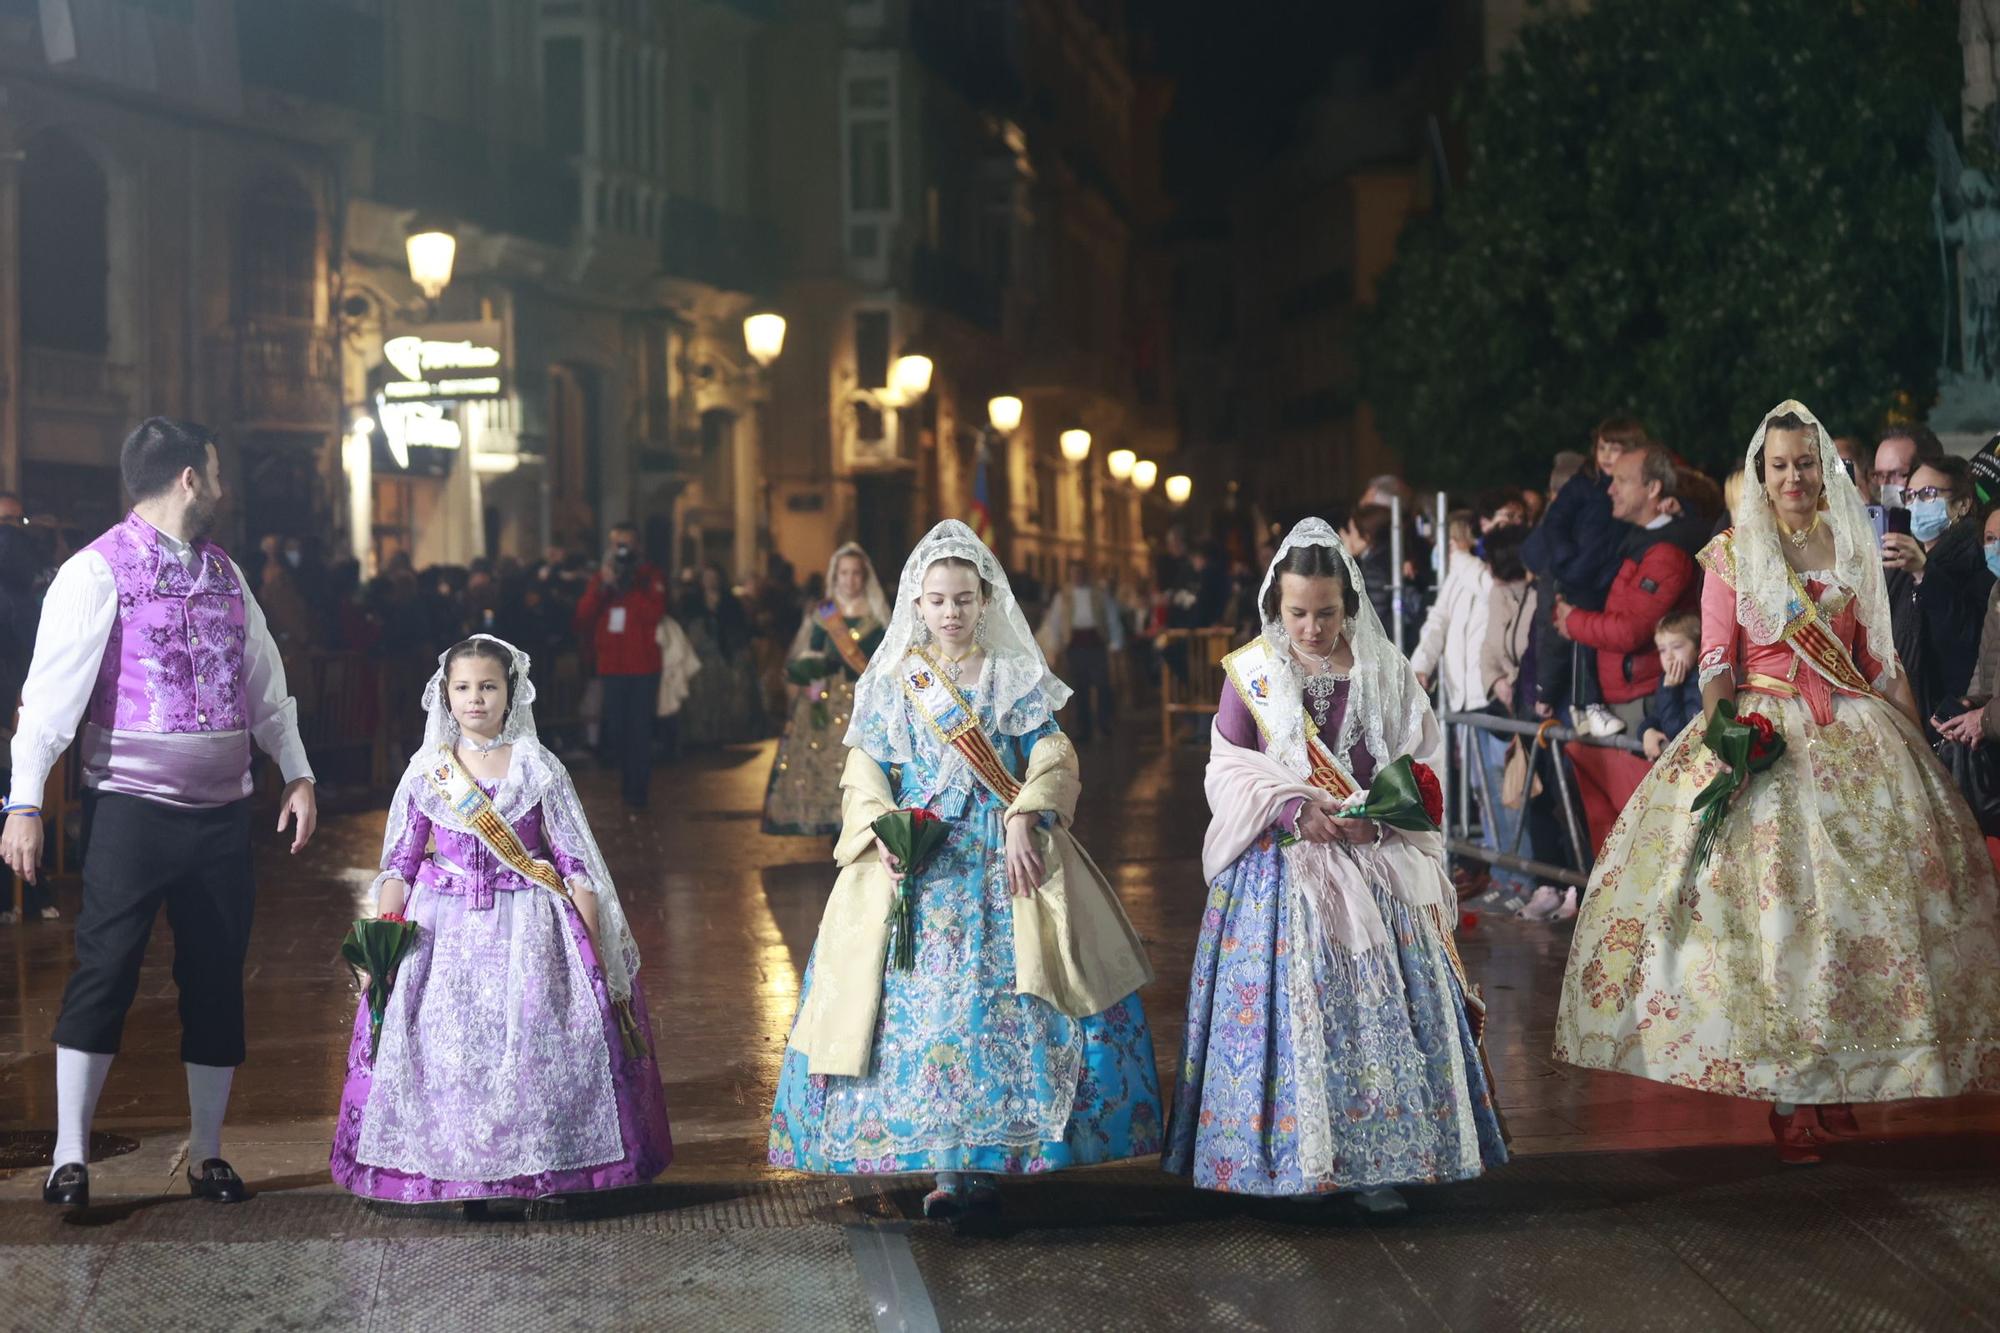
[187,492,220,543]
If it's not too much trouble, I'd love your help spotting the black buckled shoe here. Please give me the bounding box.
[187,1158,250,1204]
[43,1162,88,1209]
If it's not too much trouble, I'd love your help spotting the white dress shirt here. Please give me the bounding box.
[8,523,314,809]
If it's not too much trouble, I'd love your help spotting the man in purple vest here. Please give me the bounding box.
[0,418,318,1209]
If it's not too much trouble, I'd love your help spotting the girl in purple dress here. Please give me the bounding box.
[331,635,671,1209]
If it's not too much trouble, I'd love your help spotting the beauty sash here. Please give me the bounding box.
[816,604,879,678]
[423,746,570,898]
[897,647,1024,803]
[423,746,643,1057]
[1221,638,1486,1038]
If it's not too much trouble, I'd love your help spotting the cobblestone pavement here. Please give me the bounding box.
[1,728,1996,1330]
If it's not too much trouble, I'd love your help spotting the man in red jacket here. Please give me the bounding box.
[573,522,669,810]
[1553,444,1700,734]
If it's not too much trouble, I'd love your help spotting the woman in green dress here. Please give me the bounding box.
[762,543,890,835]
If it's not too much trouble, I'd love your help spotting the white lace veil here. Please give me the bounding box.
[788,542,891,661]
[845,519,1071,761]
[376,634,643,1002]
[826,541,892,626]
[1255,518,1431,776]
[1731,399,1896,673]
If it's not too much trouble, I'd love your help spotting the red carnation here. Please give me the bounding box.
[378,911,407,923]
[1412,761,1444,829]
[909,809,941,827]
[1740,711,1777,760]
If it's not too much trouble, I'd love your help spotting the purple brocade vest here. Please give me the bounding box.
[80,513,253,807]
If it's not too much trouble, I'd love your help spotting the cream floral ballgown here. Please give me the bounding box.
[1555,529,2000,1103]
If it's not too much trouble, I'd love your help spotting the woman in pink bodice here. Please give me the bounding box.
[1556,401,2000,1165]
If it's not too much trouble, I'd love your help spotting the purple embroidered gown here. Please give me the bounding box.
[330,781,672,1201]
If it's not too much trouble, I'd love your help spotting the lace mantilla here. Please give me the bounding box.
[378,634,641,1002]
[846,520,1068,763]
[1729,399,1896,675]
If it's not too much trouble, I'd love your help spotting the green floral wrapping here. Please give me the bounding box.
[339,916,420,1060]
[1687,697,1786,878]
[1336,755,1445,833]
[786,655,843,686]
[871,808,953,970]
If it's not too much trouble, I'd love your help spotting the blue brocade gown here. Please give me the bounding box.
[768,683,1163,1175]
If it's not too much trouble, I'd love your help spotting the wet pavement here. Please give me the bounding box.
[1,726,1998,1330]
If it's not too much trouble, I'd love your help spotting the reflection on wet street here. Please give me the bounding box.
[2,731,1998,1329]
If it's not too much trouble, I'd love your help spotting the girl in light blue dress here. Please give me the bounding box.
[768,521,1160,1218]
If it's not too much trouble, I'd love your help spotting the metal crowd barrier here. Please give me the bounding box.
[1437,708,1646,890]
[1155,627,1235,746]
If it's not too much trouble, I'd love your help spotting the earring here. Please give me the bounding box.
[974,613,990,645]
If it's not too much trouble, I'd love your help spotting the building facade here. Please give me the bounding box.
[759,0,1176,591]
[0,0,1175,592]
[0,0,348,551]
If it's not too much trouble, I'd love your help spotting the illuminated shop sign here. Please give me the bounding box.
[378,399,462,469]
[381,320,505,400]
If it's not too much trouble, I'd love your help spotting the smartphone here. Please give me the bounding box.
[1884,506,1912,538]
[1867,504,1886,541]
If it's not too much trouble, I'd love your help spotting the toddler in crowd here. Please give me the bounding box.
[1639,610,1702,761]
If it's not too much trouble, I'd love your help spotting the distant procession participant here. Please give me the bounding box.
[761,543,890,836]
[0,418,320,1210]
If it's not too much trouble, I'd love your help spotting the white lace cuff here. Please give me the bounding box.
[1697,663,1733,688]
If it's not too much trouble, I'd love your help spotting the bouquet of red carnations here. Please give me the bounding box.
[1335,754,1445,834]
[1687,698,1785,878]
[339,913,420,1060]
[871,807,951,970]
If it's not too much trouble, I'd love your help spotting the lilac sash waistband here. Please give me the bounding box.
[82,724,253,809]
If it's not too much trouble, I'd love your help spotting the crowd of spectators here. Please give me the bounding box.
[1344,415,2000,924]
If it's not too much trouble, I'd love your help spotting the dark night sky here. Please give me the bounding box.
[1136,0,1455,208]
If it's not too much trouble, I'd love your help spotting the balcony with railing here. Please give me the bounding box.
[207,322,340,432]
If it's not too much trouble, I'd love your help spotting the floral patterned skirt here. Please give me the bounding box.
[1162,836,1506,1196]
[1555,691,2000,1103]
[331,890,673,1202]
[761,678,854,836]
[767,806,1163,1174]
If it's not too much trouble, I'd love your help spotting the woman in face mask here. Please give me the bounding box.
[1886,456,1994,737]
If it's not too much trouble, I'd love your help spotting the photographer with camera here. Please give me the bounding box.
[573,523,669,811]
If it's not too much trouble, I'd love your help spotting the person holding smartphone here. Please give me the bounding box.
[1892,457,1994,739]
[1870,427,1944,685]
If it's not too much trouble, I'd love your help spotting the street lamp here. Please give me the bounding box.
[1060,429,1092,463]
[744,312,787,367]
[1132,459,1158,493]
[987,395,1023,434]
[405,215,458,302]
[890,351,934,402]
[1107,448,1136,481]
[1164,474,1192,506]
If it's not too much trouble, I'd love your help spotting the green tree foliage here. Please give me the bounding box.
[1360,0,1961,484]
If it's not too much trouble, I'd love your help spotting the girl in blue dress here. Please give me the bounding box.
[768,521,1160,1218]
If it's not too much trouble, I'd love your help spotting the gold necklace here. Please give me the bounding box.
[1779,511,1820,550]
[936,643,980,681]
